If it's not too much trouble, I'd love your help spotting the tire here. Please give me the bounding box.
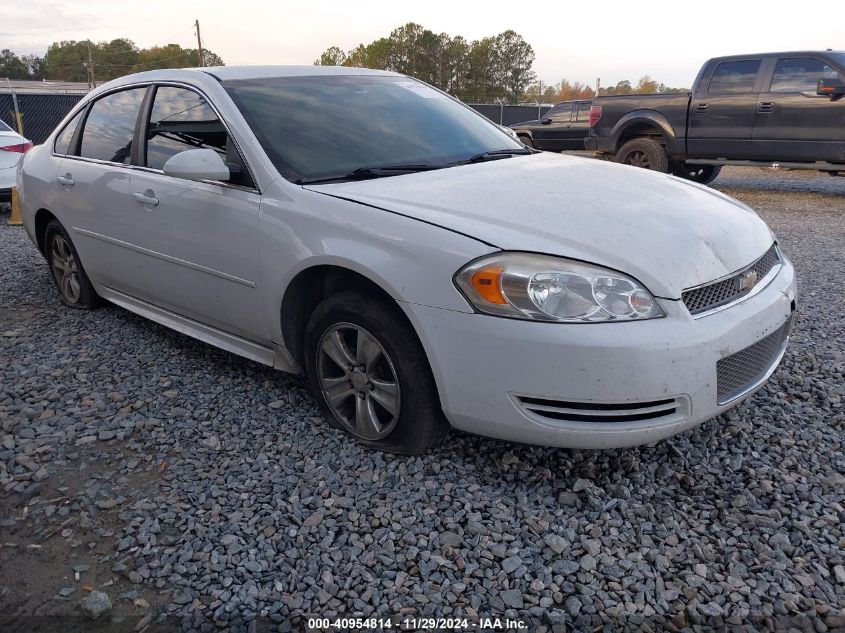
[672,163,722,185]
[614,137,669,173]
[44,220,100,309]
[304,291,448,455]
[518,135,533,148]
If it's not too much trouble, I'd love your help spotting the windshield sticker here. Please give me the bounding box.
[394,81,446,98]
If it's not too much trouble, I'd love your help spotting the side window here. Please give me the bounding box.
[54,110,84,155]
[770,58,840,93]
[547,103,572,121]
[146,86,255,188]
[79,88,146,164]
[575,103,591,122]
[708,60,761,94]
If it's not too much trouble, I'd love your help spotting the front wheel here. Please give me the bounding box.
[518,135,533,148]
[304,291,448,455]
[672,163,722,185]
[614,137,669,173]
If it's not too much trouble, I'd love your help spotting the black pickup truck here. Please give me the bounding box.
[586,50,845,183]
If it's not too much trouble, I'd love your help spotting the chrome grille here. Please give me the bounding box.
[514,396,685,423]
[716,318,791,404]
[683,244,780,316]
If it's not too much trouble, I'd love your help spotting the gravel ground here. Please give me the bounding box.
[0,168,844,632]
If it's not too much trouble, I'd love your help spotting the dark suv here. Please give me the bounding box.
[510,100,592,151]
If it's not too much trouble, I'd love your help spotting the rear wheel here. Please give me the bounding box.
[44,220,100,309]
[614,137,669,173]
[518,135,533,148]
[672,163,722,185]
[304,291,448,455]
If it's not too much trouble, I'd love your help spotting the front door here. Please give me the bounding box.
[687,59,763,159]
[531,102,573,151]
[750,57,845,162]
[130,84,263,340]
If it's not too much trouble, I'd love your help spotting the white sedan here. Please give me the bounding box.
[0,118,31,202]
[16,66,796,454]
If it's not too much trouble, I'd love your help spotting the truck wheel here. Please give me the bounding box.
[672,164,722,185]
[518,135,533,148]
[615,138,669,173]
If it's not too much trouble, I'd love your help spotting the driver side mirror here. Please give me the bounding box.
[817,78,845,97]
[163,148,230,182]
[541,117,552,125]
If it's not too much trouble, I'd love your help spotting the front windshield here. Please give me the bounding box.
[223,74,524,183]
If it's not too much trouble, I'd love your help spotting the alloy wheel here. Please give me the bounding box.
[625,150,650,168]
[316,323,401,440]
[50,235,81,303]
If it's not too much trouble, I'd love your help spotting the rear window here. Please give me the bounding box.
[708,60,761,94]
[79,88,146,164]
[575,102,592,122]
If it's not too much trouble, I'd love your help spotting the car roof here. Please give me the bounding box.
[99,65,402,87]
[709,50,845,62]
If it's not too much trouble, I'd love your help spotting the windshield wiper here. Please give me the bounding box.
[297,164,442,185]
[464,148,536,164]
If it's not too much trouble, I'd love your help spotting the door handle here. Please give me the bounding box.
[133,192,159,207]
[758,101,775,113]
[694,103,710,113]
[57,175,75,186]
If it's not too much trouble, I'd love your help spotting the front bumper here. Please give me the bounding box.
[404,259,796,449]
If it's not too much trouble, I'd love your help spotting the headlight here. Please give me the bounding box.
[455,253,664,322]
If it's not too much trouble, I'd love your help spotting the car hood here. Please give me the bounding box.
[305,153,774,299]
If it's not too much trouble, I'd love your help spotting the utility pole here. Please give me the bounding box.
[85,41,96,90]
[195,20,205,67]
[595,77,600,96]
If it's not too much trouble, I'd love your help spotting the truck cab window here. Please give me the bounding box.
[770,58,840,93]
[708,60,761,94]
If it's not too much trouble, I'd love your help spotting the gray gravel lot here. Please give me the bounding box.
[1,167,844,632]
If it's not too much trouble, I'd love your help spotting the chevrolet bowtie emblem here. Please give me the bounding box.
[738,270,758,291]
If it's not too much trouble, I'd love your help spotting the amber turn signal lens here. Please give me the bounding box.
[470,266,507,304]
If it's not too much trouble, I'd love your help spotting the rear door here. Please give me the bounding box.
[531,103,573,151]
[567,102,592,150]
[750,56,845,162]
[55,86,151,300]
[687,58,764,158]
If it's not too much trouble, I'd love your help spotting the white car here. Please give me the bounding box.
[17,67,796,454]
[0,119,31,202]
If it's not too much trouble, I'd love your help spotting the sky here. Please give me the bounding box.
[3,0,843,88]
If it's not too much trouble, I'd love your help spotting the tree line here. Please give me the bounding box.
[525,76,688,103]
[0,39,224,84]
[315,23,537,102]
[316,24,687,103]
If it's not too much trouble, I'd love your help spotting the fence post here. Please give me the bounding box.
[11,91,24,136]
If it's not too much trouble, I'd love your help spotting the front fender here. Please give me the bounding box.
[255,186,496,344]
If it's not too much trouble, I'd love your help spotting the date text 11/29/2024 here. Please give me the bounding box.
[307,616,528,630]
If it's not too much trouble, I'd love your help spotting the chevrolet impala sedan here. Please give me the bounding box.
[17,66,797,454]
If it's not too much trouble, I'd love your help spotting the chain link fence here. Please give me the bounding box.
[0,89,88,145]
[466,103,553,126]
